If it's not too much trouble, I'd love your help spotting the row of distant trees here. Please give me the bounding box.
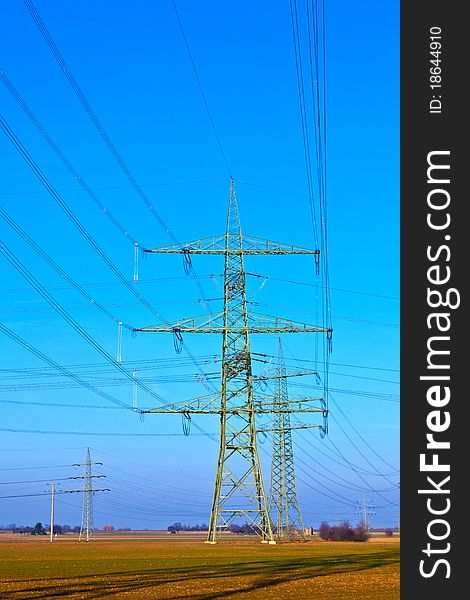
[2,521,395,538]
[0,523,131,535]
[167,522,262,534]
[167,522,208,533]
[167,521,397,540]
[319,521,371,542]
[0,523,81,535]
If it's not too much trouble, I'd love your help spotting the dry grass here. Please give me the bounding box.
[0,537,400,599]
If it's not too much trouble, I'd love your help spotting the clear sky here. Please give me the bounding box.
[0,0,399,530]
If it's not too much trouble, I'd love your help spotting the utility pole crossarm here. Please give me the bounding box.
[134,311,331,334]
[144,234,319,255]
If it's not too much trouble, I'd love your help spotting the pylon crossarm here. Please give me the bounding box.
[236,235,319,255]
[256,395,324,404]
[259,420,323,433]
[247,312,330,333]
[254,370,319,382]
[134,312,224,333]
[143,397,325,415]
[144,234,318,255]
[144,235,225,254]
[135,312,331,334]
[255,400,325,413]
[141,394,220,414]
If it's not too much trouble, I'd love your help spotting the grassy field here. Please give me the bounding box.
[0,535,400,599]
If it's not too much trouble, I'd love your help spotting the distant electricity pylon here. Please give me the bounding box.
[354,496,375,532]
[135,181,331,543]
[73,448,107,542]
[269,339,306,541]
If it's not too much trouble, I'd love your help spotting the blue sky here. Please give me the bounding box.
[0,0,399,530]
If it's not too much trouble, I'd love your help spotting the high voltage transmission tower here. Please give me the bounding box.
[354,496,375,532]
[135,180,332,543]
[73,448,108,542]
[269,339,306,541]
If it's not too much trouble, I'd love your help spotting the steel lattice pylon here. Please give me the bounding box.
[136,180,331,543]
[75,448,107,542]
[270,339,306,541]
[206,186,272,543]
[79,448,94,541]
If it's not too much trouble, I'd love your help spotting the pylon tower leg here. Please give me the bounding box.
[206,182,274,543]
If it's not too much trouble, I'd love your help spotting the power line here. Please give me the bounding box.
[0,114,166,323]
[0,399,144,411]
[0,477,75,485]
[0,297,223,314]
[0,321,135,411]
[0,492,50,499]
[328,393,400,473]
[323,433,399,508]
[289,382,399,403]
[0,206,133,330]
[0,354,398,376]
[0,355,218,376]
[0,427,210,437]
[0,69,140,246]
[0,244,169,407]
[21,0,214,313]
[251,351,399,374]
[293,439,397,494]
[289,0,319,248]
[236,179,400,222]
[171,0,232,178]
[0,465,72,471]
[0,177,228,197]
[0,271,399,303]
[246,271,399,301]
[89,447,212,482]
[249,299,399,329]
[0,113,220,403]
[0,274,219,295]
[300,429,397,477]
[21,0,177,244]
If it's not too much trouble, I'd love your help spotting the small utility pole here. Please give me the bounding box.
[47,482,59,541]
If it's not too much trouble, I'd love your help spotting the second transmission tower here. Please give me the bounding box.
[269,339,306,541]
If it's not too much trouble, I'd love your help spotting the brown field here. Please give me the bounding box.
[0,534,400,599]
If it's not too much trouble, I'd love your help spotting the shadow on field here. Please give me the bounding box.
[3,549,399,599]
